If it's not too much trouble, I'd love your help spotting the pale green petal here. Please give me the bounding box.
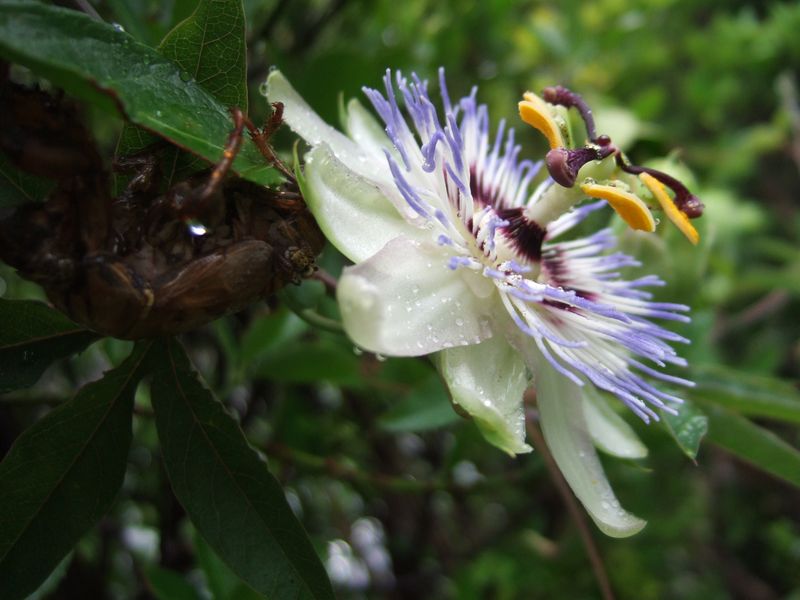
[535,363,647,538]
[343,97,399,160]
[337,237,493,356]
[302,145,426,263]
[437,335,532,455]
[583,386,648,459]
[266,71,388,183]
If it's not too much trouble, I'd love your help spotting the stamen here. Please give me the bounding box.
[616,157,705,219]
[579,182,656,232]
[638,172,700,245]
[541,85,598,142]
[518,92,565,150]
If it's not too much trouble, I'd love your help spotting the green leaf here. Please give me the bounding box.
[0,342,151,600]
[239,309,308,366]
[194,532,263,600]
[703,404,800,488]
[150,338,334,600]
[691,364,800,425]
[118,0,249,185]
[256,338,362,387]
[379,374,461,433]
[0,299,99,393]
[144,566,202,600]
[0,2,281,186]
[661,399,708,461]
[0,151,53,208]
[161,0,248,112]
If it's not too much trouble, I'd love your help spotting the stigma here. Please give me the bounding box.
[518,85,704,244]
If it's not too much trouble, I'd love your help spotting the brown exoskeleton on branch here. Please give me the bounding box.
[0,76,324,339]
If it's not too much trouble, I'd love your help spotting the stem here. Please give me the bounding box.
[524,406,616,600]
[312,268,338,297]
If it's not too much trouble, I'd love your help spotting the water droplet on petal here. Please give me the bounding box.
[353,346,364,356]
[455,318,464,326]
[375,353,387,362]
[259,81,269,97]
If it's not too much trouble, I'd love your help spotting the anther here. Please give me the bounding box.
[616,157,705,220]
[519,93,566,150]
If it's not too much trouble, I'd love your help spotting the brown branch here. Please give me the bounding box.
[524,405,616,600]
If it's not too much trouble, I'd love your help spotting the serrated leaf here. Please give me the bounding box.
[703,404,800,488]
[379,374,461,433]
[662,399,708,461]
[150,338,334,600]
[0,151,53,208]
[118,0,249,186]
[0,2,281,186]
[0,299,99,393]
[0,342,152,600]
[691,364,800,425]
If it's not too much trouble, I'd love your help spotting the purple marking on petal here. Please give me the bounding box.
[496,207,547,262]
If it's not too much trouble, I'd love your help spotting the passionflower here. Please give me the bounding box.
[266,68,702,537]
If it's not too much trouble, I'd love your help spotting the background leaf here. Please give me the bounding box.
[0,152,53,208]
[150,338,334,600]
[194,532,263,600]
[0,342,150,600]
[144,565,202,600]
[662,399,708,461]
[703,404,800,488]
[379,374,461,433]
[0,299,99,393]
[117,0,249,186]
[691,364,800,425]
[0,2,280,186]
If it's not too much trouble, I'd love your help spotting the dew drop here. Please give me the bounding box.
[187,220,208,236]
[353,346,364,356]
[375,353,387,362]
[259,81,269,97]
[179,70,193,83]
[455,318,464,326]
[155,110,163,118]
[411,285,420,295]
[111,22,125,33]
[601,501,610,511]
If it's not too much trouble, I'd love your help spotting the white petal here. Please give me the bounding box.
[437,335,532,455]
[303,145,427,263]
[582,386,648,459]
[337,237,493,356]
[535,362,647,538]
[266,71,387,182]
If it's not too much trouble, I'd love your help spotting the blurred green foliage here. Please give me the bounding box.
[1,0,799,599]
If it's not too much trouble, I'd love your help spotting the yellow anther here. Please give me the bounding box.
[519,92,565,150]
[580,182,656,232]
[638,172,699,245]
